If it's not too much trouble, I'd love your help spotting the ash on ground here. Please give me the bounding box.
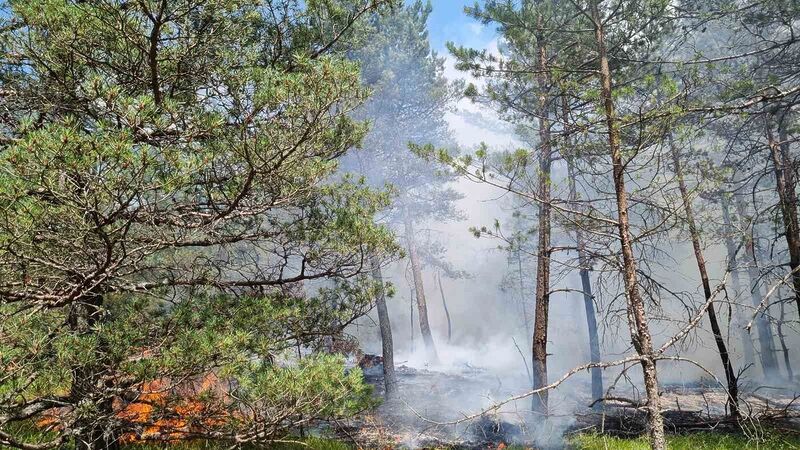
[336,355,800,449]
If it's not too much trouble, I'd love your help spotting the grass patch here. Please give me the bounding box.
[569,431,800,449]
[0,419,350,450]
[268,437,353,450]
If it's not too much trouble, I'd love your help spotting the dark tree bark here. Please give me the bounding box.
[776,296,794,380]
[371,257,398,398]
[564,99,603,408]
[735,197,780,377]
[589,2,665,447]
[404,216,439,363]
[766,110,800,315]
[531,15,553,416]
[720,194,757,370]
[409,286,415,354]
[578,264,603,407]
[670,142,739,419]
[436,272,453,343]
[516,250,532,343]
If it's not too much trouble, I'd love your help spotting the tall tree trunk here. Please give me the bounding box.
[564,99,603,408]
[589,2,665,448]
[531,17,553,416]
[766,110,800,315]
[776,295,794,380]
[371,257,398,398]
[720,194,757,370]
[578,261,604,408]
[517,250,532,344]
[404,217,439,363]
[409,286,415,354]
[735,198,780,377]
[670,143,739,419]
[436,272,453,343]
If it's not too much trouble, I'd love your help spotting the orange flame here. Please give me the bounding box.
[116,373,230,443]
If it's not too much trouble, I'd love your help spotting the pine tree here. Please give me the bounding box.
[0,1,398,448]
[347,0,463,364]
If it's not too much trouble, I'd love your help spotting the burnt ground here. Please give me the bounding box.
[333,360,800,449]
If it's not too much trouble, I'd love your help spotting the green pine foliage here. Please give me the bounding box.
[0,0,399,448]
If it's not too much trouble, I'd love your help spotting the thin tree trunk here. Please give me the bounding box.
[563,99,603,408]
[670,143,739,419]
[589,2,665,447]
[436,272,452,343]
[766,111,800,315]
[371,257,398,398]
[735,198,780,377]
[409,286,415,354]
[777,296,794,380]
[578,264,604,407]
[404,217,439,363]
[720,194,757,370]
[531,15,553,415]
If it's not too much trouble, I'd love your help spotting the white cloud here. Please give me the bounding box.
[440,37,517,150]
[467,22,484,36]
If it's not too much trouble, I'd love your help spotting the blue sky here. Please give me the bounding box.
[426,1,496,54]
[418,2,515,151]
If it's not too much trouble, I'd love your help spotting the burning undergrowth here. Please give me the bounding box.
[335,350,800,449]
[32,339,800,449]
[341,352,577,449]
[36,373,234,444]
[114,374,231,443]
[468,416,524,444]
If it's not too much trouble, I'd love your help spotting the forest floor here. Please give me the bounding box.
[332,360,800,449]
[9,364,800,449]
[121,431,800,449]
